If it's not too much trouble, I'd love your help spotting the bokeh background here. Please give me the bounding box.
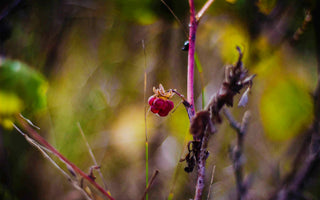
[0,0,319,199]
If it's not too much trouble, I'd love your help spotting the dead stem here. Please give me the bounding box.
[13,123,93,200]
[77,122,110,192]
[141,170,160,200]
[224,109,251,200]
[206,165,216,200]
[15,114,115,200]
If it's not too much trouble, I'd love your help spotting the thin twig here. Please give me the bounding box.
[13,124,93,200]
[191,48,253,200]
[15,114,115,200]
[141,170,160,200]
[160,0,188,36]
[224,109,251,200]
[0,0,21,21]
[196,0,215,22]
[270,3,320,199]
[77,122,109,192]
[19,113,40,130]
[206,165,216,200]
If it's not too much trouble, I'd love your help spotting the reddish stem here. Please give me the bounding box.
[187,0,197,118]
[16,115,115,200]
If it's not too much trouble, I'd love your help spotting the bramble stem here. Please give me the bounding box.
[187,0,197,119]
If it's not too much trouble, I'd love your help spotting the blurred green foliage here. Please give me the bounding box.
[260,77,313,141]
[0,0,319,199]
[0,59,47,128]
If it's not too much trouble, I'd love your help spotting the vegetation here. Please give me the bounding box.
[0,0,320,199]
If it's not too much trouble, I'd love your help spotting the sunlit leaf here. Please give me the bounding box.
[260,77,313,141]
[0,59,48,112]
[218,24,249,63]
[0,91,23,115]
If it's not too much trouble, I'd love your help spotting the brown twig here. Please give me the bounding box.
[141,170,160,200]
[160,0,188,36]
[13,124,93,200]
[269,2,320,199]
[206,165,216,200]
[77,122,110,192]
[15,114,115,200]
[224,109,251,200]
[196,0,215,22]
[191,48,254,200]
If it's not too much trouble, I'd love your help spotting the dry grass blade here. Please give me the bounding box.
[141,170,160,200]
[77,122,109,192]
[13,123,93,200]
[206,165,216,200]
[15,114,115,200]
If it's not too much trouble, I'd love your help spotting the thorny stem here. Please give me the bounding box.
[191,47,253,200]
[15,115,115,200]
[187,0,197,119]
[195,127,212,200]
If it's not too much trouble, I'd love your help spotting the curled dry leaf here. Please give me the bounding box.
[190,111,211,141]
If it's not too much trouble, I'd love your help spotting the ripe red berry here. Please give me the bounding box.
[158,100,174,116]
[166,100,174,110]
[148,96,174,117]
[153,98,165,108]
[150,106,160,113]
[148,96,156,106]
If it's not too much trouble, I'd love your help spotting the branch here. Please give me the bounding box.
[190,48,254,200]
[224,109,251,200]
[196,0,215,22]
[141,170,160,200]
[15,114,115,200]
[206,165,216,200]
[270,3,320,199]
[13,124,93,200]
[77,122,110,192]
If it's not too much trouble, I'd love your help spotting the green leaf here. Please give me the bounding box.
[0,59,48,113]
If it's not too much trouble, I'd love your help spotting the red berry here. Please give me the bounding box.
[158,100,174,117]
[148,96,156,106]
[149,97,174,117]
[153,98,166,108]
[158,108,170,116]
[166,100,174,111]
[150,106,160,114]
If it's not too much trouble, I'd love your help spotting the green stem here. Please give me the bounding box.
[145,141,149,200]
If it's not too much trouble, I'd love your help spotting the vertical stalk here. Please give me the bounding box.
[187,0,197,118]
[142,40,149,200]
